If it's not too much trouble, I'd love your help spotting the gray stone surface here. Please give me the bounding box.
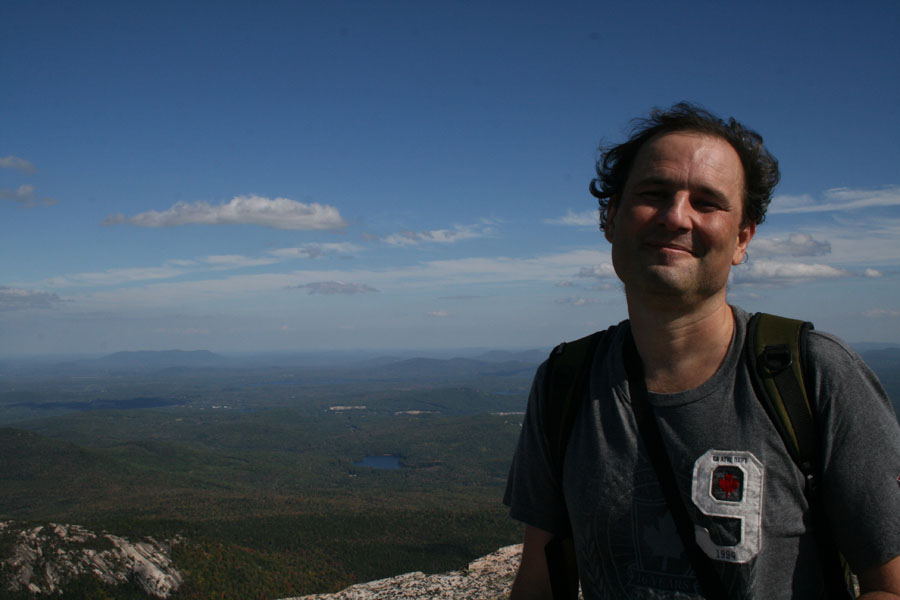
[0,521,183,598]
[284,544,522,600]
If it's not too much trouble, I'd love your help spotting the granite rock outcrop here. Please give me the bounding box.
[284,544,522,600]
[0,521,182,598]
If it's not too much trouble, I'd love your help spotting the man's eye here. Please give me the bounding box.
[693,200,721,211]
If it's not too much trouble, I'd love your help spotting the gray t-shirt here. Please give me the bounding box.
[504,307,900,599]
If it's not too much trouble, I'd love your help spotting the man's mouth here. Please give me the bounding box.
[645,240,695,256]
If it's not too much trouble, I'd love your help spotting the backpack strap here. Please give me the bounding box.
[623,330,729,598]
[746,312,854,599]
[746,313,818,482]
[541,329,607,600]
[543,330,607,477]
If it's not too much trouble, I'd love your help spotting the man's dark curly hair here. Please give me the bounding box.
[589,102,780,230]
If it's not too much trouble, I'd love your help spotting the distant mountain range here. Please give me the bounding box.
[2,348,547,380]
[86,349,228,369]
[3,347,898,417]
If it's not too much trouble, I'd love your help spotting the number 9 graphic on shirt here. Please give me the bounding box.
[690,450,764,563]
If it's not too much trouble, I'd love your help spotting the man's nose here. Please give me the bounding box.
[656,192,692,230]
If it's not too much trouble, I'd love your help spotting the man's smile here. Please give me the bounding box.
[644,239,697,256]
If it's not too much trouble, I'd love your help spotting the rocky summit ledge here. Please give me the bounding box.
[283,544,522,600]
[0,520,183,598]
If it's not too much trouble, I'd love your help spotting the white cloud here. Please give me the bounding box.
[102,194,347,230]
[556,297,602,306]
[27,249,612,311]
[770,193,816,211]
[45,265,189,287]
[770,186,900,214]
[732,259,850,285]
[0,287,64,310]
[32,244,366,290]
[0,155,36,174]
[577,264,617,279]
[751,233,831,258]
[415,249,609,288]
[544,209,598,227]
[39,253,282,288]
[299,281,379,295]
[426,310,452,318]
[864,308,900,318]
[202,255,279,268]
[764,215,900,268]
[0,184,56,206]
[268,242,360,259]
[382,223,492,246]
[864,268,883,278]
[0,184,33,201]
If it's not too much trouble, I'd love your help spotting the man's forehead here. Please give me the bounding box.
[628,131,745,187]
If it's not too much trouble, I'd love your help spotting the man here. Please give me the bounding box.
[504,103,900,598]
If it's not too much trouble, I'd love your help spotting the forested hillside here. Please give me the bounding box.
[0,353,536,598]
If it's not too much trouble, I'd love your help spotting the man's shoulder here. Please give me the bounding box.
[553,320,629,350]
[805,329,863,362]
[543,321,628,379]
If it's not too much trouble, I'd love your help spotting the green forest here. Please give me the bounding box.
[0,356,535,599]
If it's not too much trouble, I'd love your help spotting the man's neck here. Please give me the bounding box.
[626,293,735,394]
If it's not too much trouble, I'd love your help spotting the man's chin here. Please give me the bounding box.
[623,267,698,297]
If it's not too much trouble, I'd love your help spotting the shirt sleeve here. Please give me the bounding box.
[809,331,900,572]
[503,360,571,535]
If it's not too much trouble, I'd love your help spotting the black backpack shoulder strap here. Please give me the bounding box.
[745,312,817,478]
[542,329,608,478]
[745,312,854,599]
[541,328,608,600]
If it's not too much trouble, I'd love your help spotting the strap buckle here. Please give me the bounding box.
[762,344,792,374]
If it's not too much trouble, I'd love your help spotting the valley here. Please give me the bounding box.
[1,345,897,599]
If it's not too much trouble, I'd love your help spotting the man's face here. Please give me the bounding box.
[604,131,755,306]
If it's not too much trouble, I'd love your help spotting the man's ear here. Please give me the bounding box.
[604,198,618,243]
[732,221,756,265]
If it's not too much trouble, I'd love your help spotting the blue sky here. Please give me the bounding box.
[2,1,899,356]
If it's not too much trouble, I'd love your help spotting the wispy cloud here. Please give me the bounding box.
[426,310,452,318]
[268,242,360,259]
[544,209,598,227]
[0,287,64,311]
[102,195,347,230]
[770,186,900,214]
[577,264,617,279]
[0,184,56,206]
[556,296,602,306]
[864,308,900,318]
[33,243,365,289]
[202,255,279,269]
[763,216,900,267]
[732,259,850,285]
[416,249,610,287]
[298,281,379,295]
[382,223,492,246]
[0,155,36,174]
[751,233,831,258]
[45,265,189,287]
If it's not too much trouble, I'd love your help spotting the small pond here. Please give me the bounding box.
[355,455,402,470]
